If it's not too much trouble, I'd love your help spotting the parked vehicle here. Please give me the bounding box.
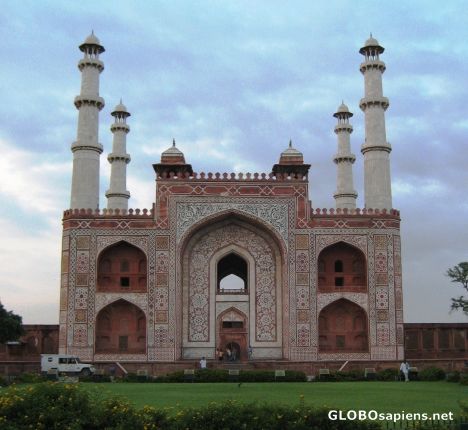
[41,354,95,376]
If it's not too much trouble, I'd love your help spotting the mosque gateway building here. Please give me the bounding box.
[59,34,404,367]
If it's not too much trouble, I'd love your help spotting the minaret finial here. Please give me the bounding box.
[120,97,122,104]
[289,139,292,148]
[172,138,176,147]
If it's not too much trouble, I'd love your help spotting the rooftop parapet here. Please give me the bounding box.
[63,207,154,219]
[156,171,308,181]
[311,206,400,217]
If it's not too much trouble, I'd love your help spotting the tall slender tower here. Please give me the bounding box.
[333,102,357,210]
[70,32,105,210]
[106,101,131,210]
[359,35,392,210]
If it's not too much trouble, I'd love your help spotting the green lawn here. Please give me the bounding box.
[82,381,466,415]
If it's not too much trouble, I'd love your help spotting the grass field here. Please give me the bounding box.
[82,381,466,415]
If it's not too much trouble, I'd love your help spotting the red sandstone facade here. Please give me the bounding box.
[58,146,406,366]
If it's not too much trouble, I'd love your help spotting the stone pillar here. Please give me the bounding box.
[70,33,105,210]
[359,36,392,210]
[106,101,131,210]
[333,103,357,210]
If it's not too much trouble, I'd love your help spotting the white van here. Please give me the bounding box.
[41,354,95,376]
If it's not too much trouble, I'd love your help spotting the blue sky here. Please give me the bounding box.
[0,0,466,323]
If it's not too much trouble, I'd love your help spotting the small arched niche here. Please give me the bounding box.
[97,242,147,292]
[217,252,248,294]
[318,299,368,353]
[95,299,146,354]
[317,242,367,292]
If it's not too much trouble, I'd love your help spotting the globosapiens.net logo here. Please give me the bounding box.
[328,410,455,423]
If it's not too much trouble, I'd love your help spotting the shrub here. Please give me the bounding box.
[376,368,399,381]
[155,369,307,383]
[0,382,167,430]
[0,383,382,429]
[460,373,468,386]
[334,370,365,382]
[0,375,8,386]
[16,372,47,383]
[172,400,381,430]
[446,370,460,383]
[418,366,445,381]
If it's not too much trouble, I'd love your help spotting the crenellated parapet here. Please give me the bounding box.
[63,207,154,219]
[311,207,400,217]
[156,171,308,181]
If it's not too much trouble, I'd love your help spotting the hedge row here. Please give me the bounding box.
[0,382,382,430]
[153,369,307,383]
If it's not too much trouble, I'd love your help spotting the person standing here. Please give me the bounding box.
[226,347,232,362]
[400,360,410,382]
[199,356,207,369]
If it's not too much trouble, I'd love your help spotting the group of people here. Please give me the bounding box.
[199,346,254,368]
[216,347,237,362]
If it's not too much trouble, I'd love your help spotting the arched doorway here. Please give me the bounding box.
[318,299,368,352]
[318,242,367,292]
[95,299,146,354]
[218,308,247,361]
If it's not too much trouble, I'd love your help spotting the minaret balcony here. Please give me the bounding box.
[360,142,392,154]
[107,153,131,163]
[71,140,103,153]
[78,58,104,72]
[110,123,130,133]
[74,95,105,110]
[333,154,356,164]
[334,124,353,133]
[359,60,386,73]
[359,96,389,111]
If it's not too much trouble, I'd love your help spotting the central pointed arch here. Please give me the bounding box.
[178,214,286,360]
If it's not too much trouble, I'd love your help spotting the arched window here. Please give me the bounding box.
[120,260,129,272]
[217,253,248,294]
[101,259,111,273]
[334,260,343,272]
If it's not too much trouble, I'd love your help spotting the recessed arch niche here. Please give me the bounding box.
[317,241,367,292]
[97,241,147,292]
[318,299,368,353]
[95,299,146,353]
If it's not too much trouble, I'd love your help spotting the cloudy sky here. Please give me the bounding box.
[0,0,466,324]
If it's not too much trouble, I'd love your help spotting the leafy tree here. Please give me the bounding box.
[446,262,468,316]
[0,301,24,343]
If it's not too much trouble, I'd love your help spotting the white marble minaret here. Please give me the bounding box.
[70,32,105,210]
[333,102,357,210]
[359,35,392,210]
[106,101,131,210]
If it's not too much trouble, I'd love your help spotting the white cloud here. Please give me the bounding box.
[0,217,60,324]
[393,178,446,197]
[0,138,70,222]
